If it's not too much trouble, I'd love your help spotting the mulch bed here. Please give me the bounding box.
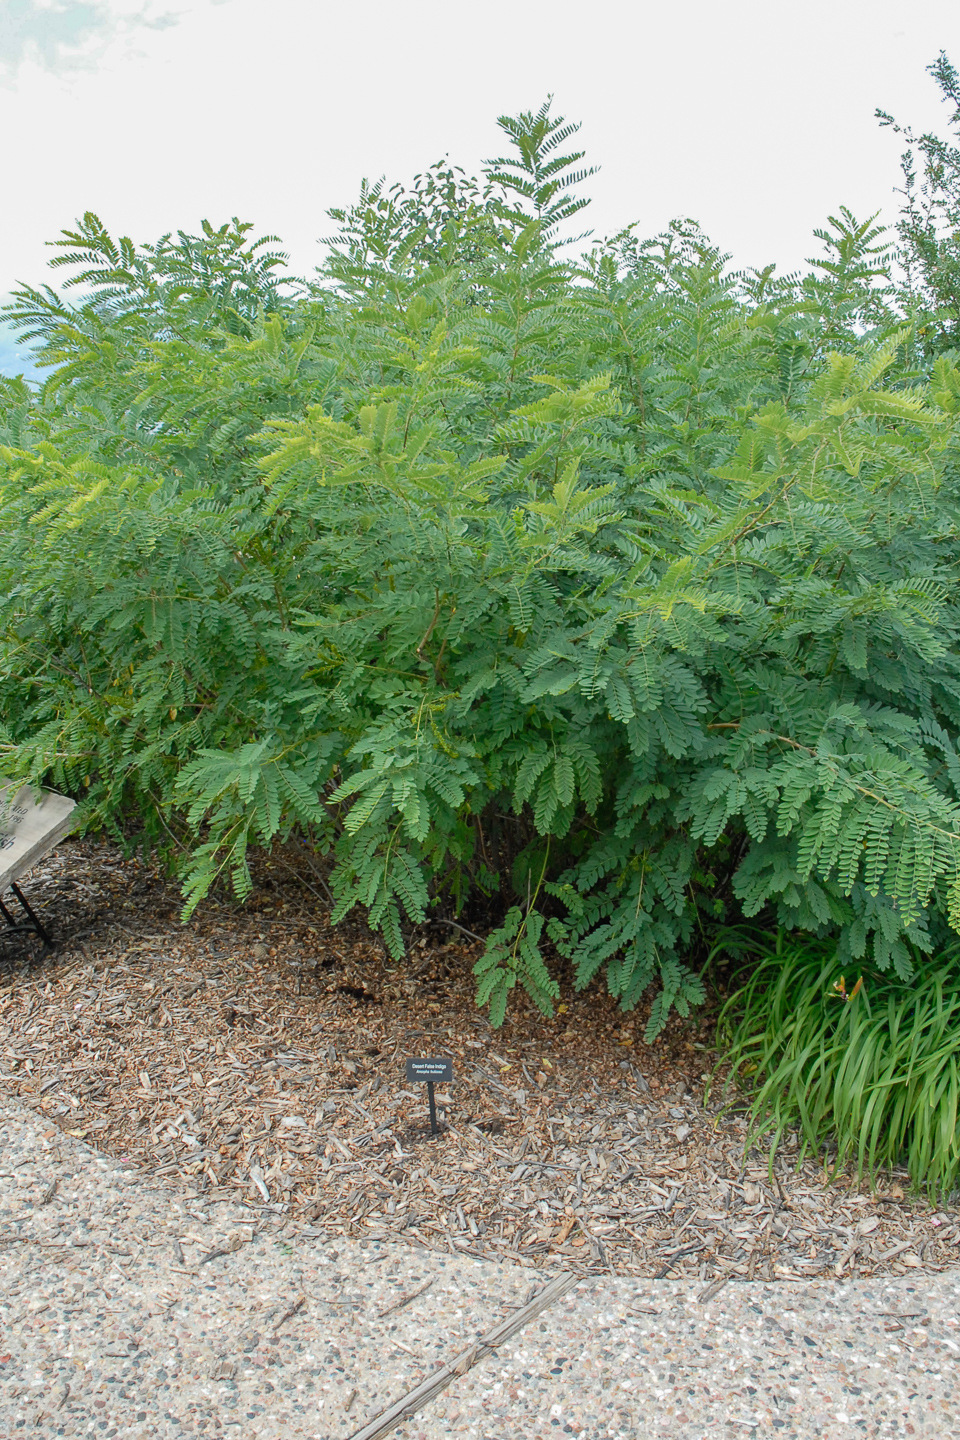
[1,836,957,1282]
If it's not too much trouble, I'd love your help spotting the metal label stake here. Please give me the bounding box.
[405,1057,453,1138]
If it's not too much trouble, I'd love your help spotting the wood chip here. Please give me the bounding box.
[1,836,952,1285]
[271,1295,306,1335]
[377,1278,434,1319]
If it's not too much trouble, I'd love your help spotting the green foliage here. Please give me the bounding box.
[484,99,598,240]
[3,98,960,1038]
[711,929,960,1201]
[878,51,960,350]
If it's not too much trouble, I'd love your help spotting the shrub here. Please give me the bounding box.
[2,101,960,1036]
[711,928,960,1200]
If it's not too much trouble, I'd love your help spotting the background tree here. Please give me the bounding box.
[878,51,960,351]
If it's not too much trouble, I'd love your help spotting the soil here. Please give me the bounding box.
[1,836,956,1283]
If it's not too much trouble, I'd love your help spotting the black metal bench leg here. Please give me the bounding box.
[0,884,54,949]
[11,884,53,948]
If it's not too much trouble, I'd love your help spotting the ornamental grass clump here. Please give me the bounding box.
[712,929,960,1200]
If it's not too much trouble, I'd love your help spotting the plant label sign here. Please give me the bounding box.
[405,1057,453,1136]
[405,1058,453,1084]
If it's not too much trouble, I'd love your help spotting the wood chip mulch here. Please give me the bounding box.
[1,837,957,1283]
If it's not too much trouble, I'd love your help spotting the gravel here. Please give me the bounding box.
[411,1274,960,1438]
[0,1095,534,1438]
[3,1092,960,1438]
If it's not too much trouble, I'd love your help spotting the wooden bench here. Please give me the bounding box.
[1,782,77,948]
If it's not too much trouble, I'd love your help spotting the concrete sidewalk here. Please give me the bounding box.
[1,1095,958,1439]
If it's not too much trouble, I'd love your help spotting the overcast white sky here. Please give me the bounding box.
[2,0,959,374]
